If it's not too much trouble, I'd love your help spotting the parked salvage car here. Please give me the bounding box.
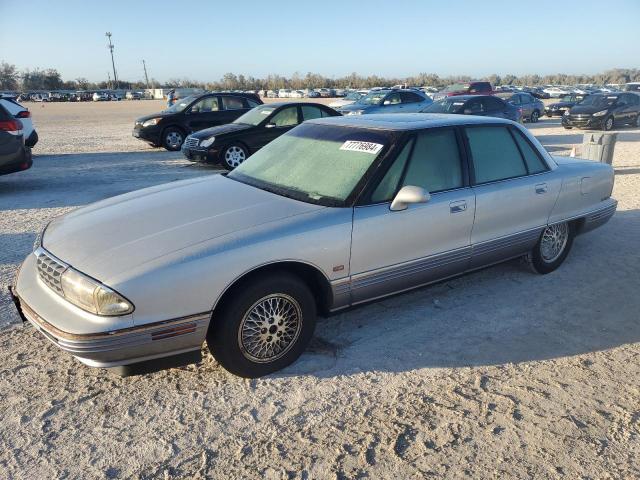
[11,114,616,378]
[562,92,640,131]
[0,97,38,146]
[422,95,521,122]
[497,92,544,122]
[132,92,263,150]
[182,102,340,169]
[545,93,588,117]
[0,103,32,176]
[432,81,493,100]
[338,89,432,115]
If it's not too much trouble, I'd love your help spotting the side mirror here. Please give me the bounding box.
[265,122,276,128]
[390,186,430,211]
[383,100,391,106]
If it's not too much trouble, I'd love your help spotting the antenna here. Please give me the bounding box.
[105,32,118,89]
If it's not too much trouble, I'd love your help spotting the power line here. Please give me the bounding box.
[105,32,118,89]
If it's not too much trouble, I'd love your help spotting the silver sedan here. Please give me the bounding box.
[11,114,617,377]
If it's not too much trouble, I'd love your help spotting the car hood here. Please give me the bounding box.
[135,111,174,123]
[42,175,324,282]
[547,101,573,108]
[568,104,609,115]
[190,122,252,139]
[338,103,374,112]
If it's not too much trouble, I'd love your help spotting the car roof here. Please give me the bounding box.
[437,95,496,101]
[307,113,513,131]
[256,102,331,108]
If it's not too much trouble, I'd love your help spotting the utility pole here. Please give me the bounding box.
[105,32,118,89]
[142,59,150,89]
[107,71,112,90]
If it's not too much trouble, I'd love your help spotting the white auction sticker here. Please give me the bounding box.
[340,140,384,154]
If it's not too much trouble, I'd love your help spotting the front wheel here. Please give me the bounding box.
[524,222,574,274]
[530,110,540,123]
[220,143,248,170]
[207,272,317,378]
[603,116,614,131]
[162,127,185,151]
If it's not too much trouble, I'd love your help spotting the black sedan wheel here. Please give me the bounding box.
[524,222,574,274]
[207,272,317,378]
[221,143,248,170]
[163,127,185,151]
[603,116,614,131]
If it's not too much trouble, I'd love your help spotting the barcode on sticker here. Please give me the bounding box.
[340,141,383,154]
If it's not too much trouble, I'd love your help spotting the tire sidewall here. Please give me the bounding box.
[603,116,614,131]
[531,110,539,123]
[207,273,317,378]
[529,223,574,274]
[221,143,248,170]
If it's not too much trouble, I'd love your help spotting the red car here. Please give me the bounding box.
[433,81,493,100]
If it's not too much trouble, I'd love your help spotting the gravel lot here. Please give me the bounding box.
[1,100,638,479]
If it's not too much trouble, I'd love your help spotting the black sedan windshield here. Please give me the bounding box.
[423,99,466,113]
[233,105,276,126]
[228,123,391,206]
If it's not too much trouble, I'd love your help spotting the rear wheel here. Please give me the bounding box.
[524,222,574,274]
[162,127,185,151]
[221,143,248,170]
[635,114,640,128]
[603,116,614,131]
[207,272,317,378]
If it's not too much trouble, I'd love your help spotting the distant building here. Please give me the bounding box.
[145,88,205,100]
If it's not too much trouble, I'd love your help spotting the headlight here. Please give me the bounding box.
[142,118,162,127]
[593,110,608,117]
[199,136,215,148]
[60,268,134,316]
[347,110,364,115]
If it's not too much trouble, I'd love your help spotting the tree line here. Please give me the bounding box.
[1,61,639,92]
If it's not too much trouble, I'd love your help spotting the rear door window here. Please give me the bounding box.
[482,97,505,112]
[466,126,527,184]
[270,106,299,127]
[301,106,323,121]
[399,92,423,103]
[221,96,245,110]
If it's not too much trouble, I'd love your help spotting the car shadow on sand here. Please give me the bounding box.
[282,208,640,377]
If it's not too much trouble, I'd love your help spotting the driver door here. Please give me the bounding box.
[184,95,220,132]
[349,128,475,304]
[252,105,301,150]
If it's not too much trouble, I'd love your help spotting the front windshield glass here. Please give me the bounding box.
[164,95,196,113]
[357,91,388,105]
[578,95,618,107]
[344,92,362,100]
[442,83,469,93]
[423,99,466,113]
[233,105,275,126]
[228,123,390,206]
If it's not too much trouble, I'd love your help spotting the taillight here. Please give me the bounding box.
[17,110,31,118]
[0,119,23,135]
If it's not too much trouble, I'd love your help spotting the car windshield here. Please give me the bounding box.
[164,95,196,113]
[344,92,362,100]
[228,123,390,206]
[578,95,618,107]
[233,105,276,126]
[356,91,388,105]
[560,95,574,102]
[423,98,466,113]
[442,83,469,93]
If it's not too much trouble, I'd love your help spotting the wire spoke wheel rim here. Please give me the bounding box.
[540,223,569,263]
[225,146,246,167]
[238,293,303,363]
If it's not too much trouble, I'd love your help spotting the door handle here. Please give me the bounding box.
[449,200,467,213]
[535,183,548,194]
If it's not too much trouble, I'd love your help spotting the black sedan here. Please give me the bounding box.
[545,94,588,117]
[132,92,263,151]
[562,93,640,131]
[422,95,521,122]
[181,102,341,169]
[0,103,32,176]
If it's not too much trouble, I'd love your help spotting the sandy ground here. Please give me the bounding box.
[0,101,639,479]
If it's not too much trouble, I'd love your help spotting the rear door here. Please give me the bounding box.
[350,127,475,303]
[217,95,251,125]
[481,96,510,119]
[465,125,560,268]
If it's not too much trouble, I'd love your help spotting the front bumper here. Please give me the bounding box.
[562,115,604,129]
[12,251,209,368]
[181,145,218,163]
[132,125,162,145]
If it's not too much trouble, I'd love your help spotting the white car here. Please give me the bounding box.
[277,89,291,98]
[31,93,50,102]
[543,86,572,98]
[92,92,109,101]
[0,97,38,147]
[290,90,305,98]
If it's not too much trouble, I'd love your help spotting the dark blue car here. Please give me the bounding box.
[422,95,521,122]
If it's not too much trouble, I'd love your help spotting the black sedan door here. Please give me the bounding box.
[217,95,252,125]
[248,105,301,152]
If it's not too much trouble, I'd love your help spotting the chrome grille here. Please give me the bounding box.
[184,137,200,149]
[35,248,68,295]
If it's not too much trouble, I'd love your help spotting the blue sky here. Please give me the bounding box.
[1,0,639,83]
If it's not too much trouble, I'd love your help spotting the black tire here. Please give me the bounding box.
[563,126,573,130]
[524,222,574,274]
[603,116,614,131]
[162,127,185,151]
[220,143,248,170]
[531,110,540,123]
[207,272,317,378]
